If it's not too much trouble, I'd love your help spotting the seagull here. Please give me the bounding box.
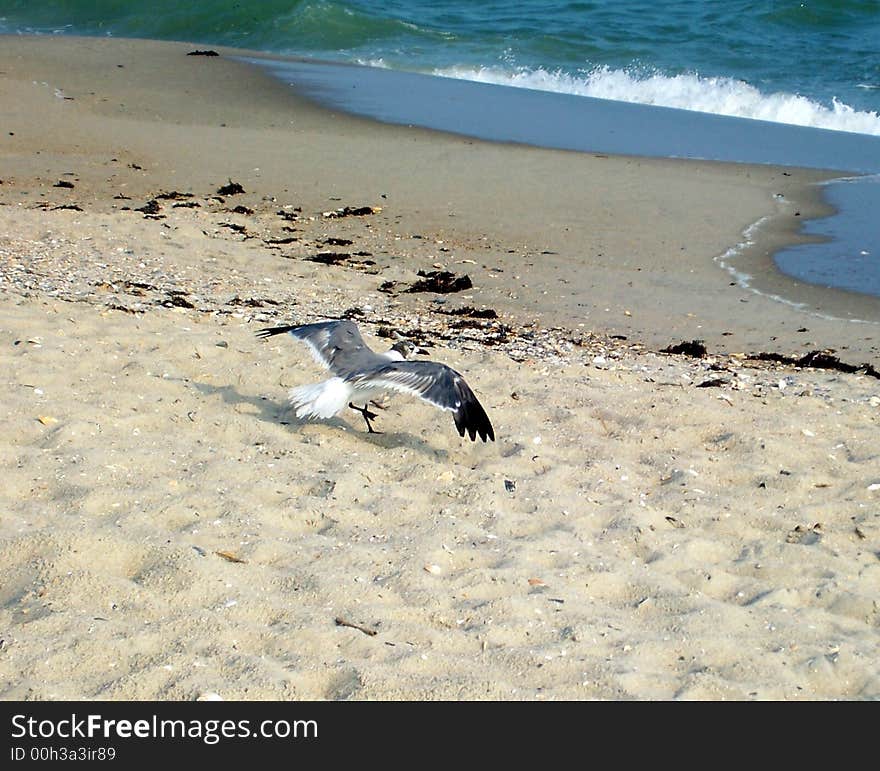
[256,320,495,442]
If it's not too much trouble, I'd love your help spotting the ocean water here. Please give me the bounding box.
[1,0,879,135]
[2,1,880,305]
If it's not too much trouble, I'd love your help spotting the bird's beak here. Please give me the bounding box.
[416,347,430,356]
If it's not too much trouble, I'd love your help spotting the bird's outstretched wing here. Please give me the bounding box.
[356,361,495,442]
[256,320,372,373]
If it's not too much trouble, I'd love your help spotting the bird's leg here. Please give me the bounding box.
[349,402,381,433]
[369,399,387,410]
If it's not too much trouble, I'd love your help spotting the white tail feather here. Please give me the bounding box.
[288,377,350,419]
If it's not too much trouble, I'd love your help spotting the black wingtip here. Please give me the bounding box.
[453,384,495,443]
[255,325,296,340]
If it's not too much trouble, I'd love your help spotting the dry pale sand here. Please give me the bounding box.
[1,36,879,701]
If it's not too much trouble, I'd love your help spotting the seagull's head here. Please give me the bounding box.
[387,340,429,360]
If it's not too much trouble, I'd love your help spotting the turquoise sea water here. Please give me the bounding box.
[2,0,879,134]
[2,1,880,303]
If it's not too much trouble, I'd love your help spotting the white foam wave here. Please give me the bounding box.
[429,64,880,137]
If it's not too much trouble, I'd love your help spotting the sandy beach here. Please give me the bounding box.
[1,35,878,700]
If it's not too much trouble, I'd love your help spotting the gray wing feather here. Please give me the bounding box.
[256,320,377,374]
[359,361,495,442]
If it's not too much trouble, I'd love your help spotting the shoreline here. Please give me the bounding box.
[248,53,880,312]
[1,35,878,366]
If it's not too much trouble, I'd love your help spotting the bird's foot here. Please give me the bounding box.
[349,402,382,433]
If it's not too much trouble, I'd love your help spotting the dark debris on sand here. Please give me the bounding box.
[435,306,499,319]
[134,200,161,215]
[662,340,708,358]
[322,205,380,218]
[749,350,880,379]
[217,180,245,196]
[404,270,473,294]
[155,191,194,201]
[306,252,352,265]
